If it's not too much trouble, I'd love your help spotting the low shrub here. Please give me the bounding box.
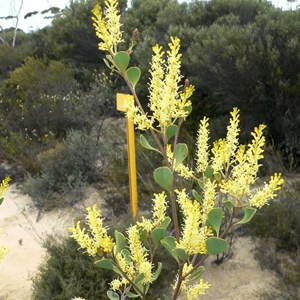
[31,236,114,300]
[23,130,99,210]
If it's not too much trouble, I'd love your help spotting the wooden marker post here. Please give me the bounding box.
[116,93,138,217]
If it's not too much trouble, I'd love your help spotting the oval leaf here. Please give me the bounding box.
[204,166,214,178]
[126,291,140,298]
[126,67,141,87]
[174,143,188,167]
[159,217,172,229]
[153,167,173,191]
[107,290,120,300]
[140,134,160,153]
[113,51,130,72]
[151,227,166,245]
[189,266,205,281]
[115,230,126,253]
[206,237,228,255]
[161,236,177,261]
[192,189,202,203]
[152,262,162,281]
[224,200,234,213]
[166,124,178,140]
[208,208,223,237]
[95,258,114,270]
[172,248,188,261]
[237,207,257,224]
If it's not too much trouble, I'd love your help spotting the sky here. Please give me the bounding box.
[0,0,299,32]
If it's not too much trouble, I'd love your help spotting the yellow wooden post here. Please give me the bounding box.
[116,93,138,217]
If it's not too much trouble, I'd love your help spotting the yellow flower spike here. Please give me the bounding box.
[92,0,123,55]
[211,138,227,173]
[127,225,153,284]
[196,116,210,173]
[152,191,168,227]
[202,179,217,222]
[0,246,9,261]
[224,107,240,165]
[175,189,209,255]
[186,279,211,300]
[69,205,114,256]
[0,176,11,198]
[249,173,284,208]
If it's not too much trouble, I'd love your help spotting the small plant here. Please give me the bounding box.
[70,1,284,299]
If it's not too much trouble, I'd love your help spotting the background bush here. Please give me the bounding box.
[23,130,99,210]
[31,236,114,300]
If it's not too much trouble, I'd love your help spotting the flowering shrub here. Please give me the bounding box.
[70,1,284,299]
[0,176,10,261]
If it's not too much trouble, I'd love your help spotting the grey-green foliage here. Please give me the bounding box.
[31,236,114,300]
[122,0,300,158]
[23,130,99,210]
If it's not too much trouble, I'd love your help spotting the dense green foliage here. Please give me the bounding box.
[31,236,114,300]
[1,0,300,170]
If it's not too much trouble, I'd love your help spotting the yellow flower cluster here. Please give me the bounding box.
[177,263,211,300]
[147,37,194,130]
[196,117,210,173]
[249,173,284,208]
[0,246,9,261]
[137,191,168,232]
[69,204,115,256]
[175,189,211,255]
[123,95,153,131]
[0,176,10,261]
[0,176,11,198]
[220,124,267,204]
[202,179,217,222]
[210,108,240,173]
[91,0,123,55]
[127,225,153,284]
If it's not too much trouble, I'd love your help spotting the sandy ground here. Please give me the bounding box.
[0,183,279,300]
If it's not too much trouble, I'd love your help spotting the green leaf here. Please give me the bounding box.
[152,262,162,281]
[138,227,148,243]
[151,227,166,245]
[126,67,141,87]
[237,208,257,224]
[214,172,222,182]
[153,167,173,191]
[206,237,228,255]
[189,266,205,281]
[192,189,202,203]
[133,273,145,294]
[95,258,121,274]
[115,230,126,253]
[126,291,140,298]
[159,217,171,229]
[121,249,132,263]
[204,166,214,178]
[166,124,178,140]
[113,51,130,72]
[0,197,3,206]
[208,208,223,237]
[198,180,204,190]
[224,200,234,213]
[140,134,160,153]
[172,248,188,261]
[107,290,120,300]
[185,106,192,115]
[103,58,112,69]
[174,143,188,167]
[161,236,177,261]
